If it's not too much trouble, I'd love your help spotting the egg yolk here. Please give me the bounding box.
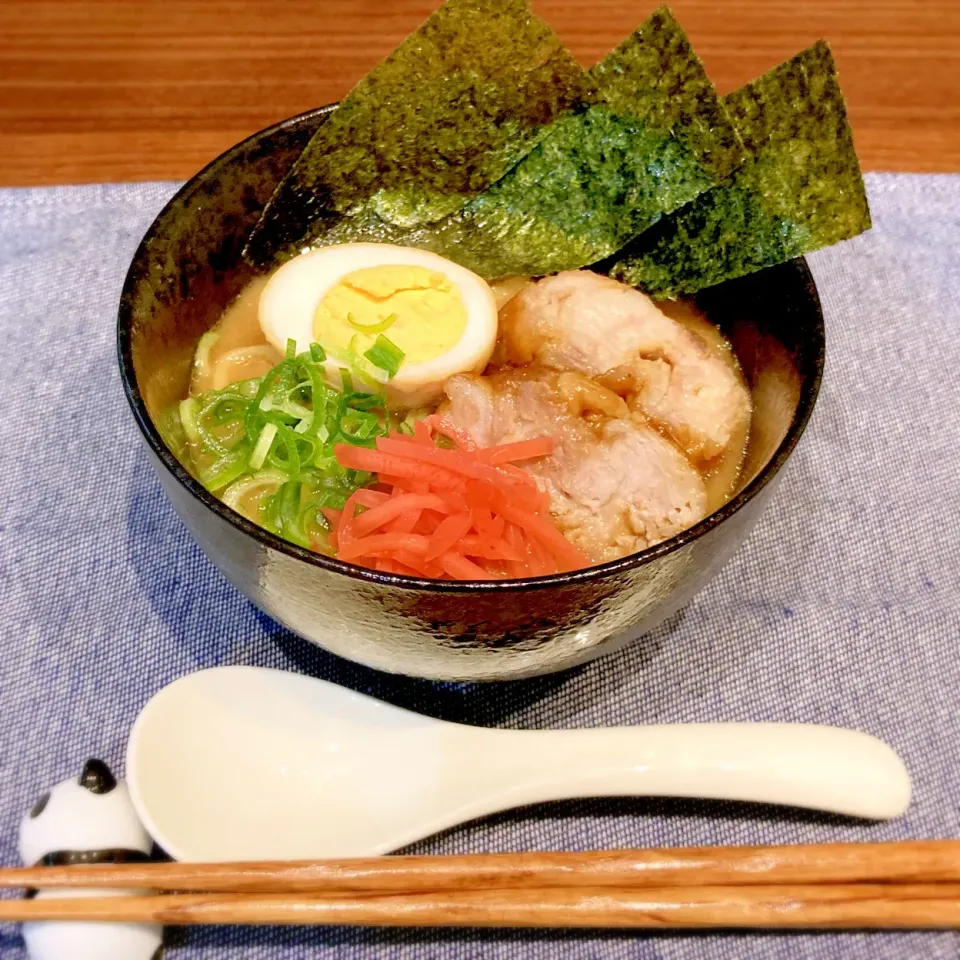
[313,265,467,365]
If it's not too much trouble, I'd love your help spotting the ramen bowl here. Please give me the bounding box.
[118,106,824,681]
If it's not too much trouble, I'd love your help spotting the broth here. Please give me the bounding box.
[190,276,280,397]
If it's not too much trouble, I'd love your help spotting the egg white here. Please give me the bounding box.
[258,243,499,406]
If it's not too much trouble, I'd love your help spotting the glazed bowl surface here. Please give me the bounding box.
[118,105,824,681]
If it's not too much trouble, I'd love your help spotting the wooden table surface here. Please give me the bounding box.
[1,0,959,187]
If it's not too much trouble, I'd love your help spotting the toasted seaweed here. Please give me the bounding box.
[319,8,745,280]
[607,41,871,297]
[245,0,587,266]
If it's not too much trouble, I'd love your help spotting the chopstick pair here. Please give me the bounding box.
[2,842,960,929]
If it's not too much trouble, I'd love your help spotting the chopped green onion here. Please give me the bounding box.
[156,403,189,458]
[286,338,297,360]
[249,422,278,470]
[395,406,430,436]
[313,452,340,474]
[245,366,281,440]
[179,398,201,444]
[266,425,302,480]
[198,451,250,493]
[195,417,232,457]
[261,485,284,535]
[345,391,386,412]
[277,480,310,547]
[328,341,388,388]
[347,311,397,335]
[192,331,220,383]
[202,393,248,424]
[221,469,286,513]
[176,334,394,557]
[304,367,332,439]
[280,394,313,421]
[347,334,390,385]
[300,502,332,544]
[269,429,313,476]
[363,335,405,379]
[340,409,383,445]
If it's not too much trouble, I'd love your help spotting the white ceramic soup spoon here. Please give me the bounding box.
[126,666,911,862]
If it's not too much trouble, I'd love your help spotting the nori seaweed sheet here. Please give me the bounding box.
[607,41,871,297]
[245,0,587,266]
[319,7,745,280]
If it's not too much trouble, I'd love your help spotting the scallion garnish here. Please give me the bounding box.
[176,341,390,553]
[197,453,250,493]
[363,335,405,379]
[249,423,278,470]
[327,340,389,388]
[347,311,397,335]
[192,331,220,383]
[221,470,286,513]
[178,398,201,444]
[286,338,297,360]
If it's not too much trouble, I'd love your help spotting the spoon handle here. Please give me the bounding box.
[472,723,910,820]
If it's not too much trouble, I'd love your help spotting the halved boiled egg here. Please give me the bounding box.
[258,243,498,407]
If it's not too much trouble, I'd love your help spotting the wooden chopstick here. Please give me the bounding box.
[1,842,959,895]
[2,884,960,928]
[4,844,960,929]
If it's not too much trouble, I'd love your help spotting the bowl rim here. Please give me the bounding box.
[118,104,825,594]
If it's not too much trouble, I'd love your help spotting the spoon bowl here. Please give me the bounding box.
[126,667,912,862]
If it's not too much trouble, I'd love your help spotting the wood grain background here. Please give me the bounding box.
[1,0,958,186]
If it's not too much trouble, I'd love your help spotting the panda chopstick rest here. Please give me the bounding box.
[19,759,163,960]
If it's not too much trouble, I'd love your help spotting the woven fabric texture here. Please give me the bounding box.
[0,174,958,958]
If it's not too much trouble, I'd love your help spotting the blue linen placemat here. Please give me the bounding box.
[1,173,959,959]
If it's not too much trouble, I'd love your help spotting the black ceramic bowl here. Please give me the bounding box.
[118,105,824,681]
